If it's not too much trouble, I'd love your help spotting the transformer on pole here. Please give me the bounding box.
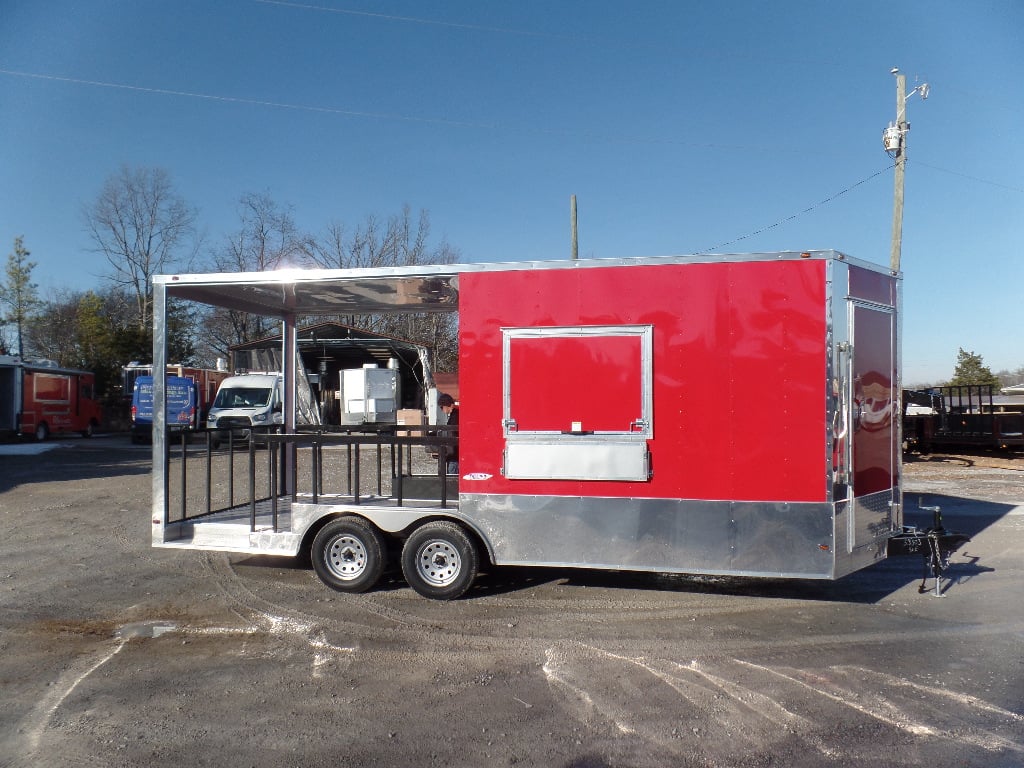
[885,67,929,273]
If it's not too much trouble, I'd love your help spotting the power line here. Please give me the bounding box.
[4,70,1018,199]
[698,164,895,253]
[253,0,573,40]
[250,0,844,68]
[5,69,1018,200]
[0,67,803,154]
[0,67,501,128]
[914,161,1024,194]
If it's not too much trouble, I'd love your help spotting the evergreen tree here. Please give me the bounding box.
[948,347,1001,390]
[0,236,41,358]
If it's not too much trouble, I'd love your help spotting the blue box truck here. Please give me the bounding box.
[131,375,198,444]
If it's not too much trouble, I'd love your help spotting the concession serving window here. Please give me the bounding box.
[501,325,653,481]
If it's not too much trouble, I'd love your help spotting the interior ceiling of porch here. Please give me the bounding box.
[161,271,461,318]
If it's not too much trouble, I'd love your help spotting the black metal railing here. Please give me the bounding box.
[163,425,458,531]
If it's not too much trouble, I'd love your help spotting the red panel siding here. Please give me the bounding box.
[458,260,829,503]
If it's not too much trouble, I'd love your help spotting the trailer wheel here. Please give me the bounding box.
[311,517,386,593]
[401,521,478,600]
[81,420,96,438]
[35,422,49,441]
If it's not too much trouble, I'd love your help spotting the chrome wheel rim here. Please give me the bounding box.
[415,539,462,587]
[324,534,368,580]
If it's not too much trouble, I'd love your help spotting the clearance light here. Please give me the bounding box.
[818,544,831,552]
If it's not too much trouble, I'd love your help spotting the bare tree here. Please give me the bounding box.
[213,191,310,273]
[197,201,462,370]
[307,205,461,370]
[201,192,313,353]
[83,166,197,332]
[308,204,453,271]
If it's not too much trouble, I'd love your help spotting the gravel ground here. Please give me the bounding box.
[1,437,1022,767]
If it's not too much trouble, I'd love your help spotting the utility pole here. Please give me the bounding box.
[889,72,906,273]
[883,68,929,273]
[570,195,578,260]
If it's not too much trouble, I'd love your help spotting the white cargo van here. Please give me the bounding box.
[206,373,283,445]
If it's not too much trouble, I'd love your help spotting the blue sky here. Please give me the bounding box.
[1,0,1021,384]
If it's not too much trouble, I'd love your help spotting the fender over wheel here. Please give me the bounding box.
[401,521,479,600]
[311,517,386,593]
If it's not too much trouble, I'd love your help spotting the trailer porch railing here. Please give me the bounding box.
[161,425,458,532]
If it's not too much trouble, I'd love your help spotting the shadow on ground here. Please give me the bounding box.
[0,436,149,493]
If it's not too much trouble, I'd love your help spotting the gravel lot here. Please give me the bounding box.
[1,437,1022,767]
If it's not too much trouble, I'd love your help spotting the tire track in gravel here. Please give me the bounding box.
[196,544,1024,677]
[11,636,130,768]
[541,642,1024,766]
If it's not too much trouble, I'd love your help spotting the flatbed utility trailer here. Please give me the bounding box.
[150,250,921,599]
[903,385,1024,453]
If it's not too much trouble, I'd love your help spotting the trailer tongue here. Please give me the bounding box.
[888,504,971,597]
[148,250,966,599]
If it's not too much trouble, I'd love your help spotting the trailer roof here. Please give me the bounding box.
[157,264,461,317]
[0,356,93,376]
[155,250,882,318]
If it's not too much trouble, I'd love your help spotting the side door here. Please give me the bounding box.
[847,301,897,549]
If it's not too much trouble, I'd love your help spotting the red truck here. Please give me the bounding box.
[0,357,102,440]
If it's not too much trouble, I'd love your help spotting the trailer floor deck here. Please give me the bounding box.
[157,493,460,555]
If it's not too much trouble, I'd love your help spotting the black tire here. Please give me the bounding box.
[35,422,49,441]
[401,521,479,600]
[311,517,386,593]
[81,421,95,438]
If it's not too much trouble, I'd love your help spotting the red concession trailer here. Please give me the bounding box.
[150,251,907,598]
[0,357,102,440]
